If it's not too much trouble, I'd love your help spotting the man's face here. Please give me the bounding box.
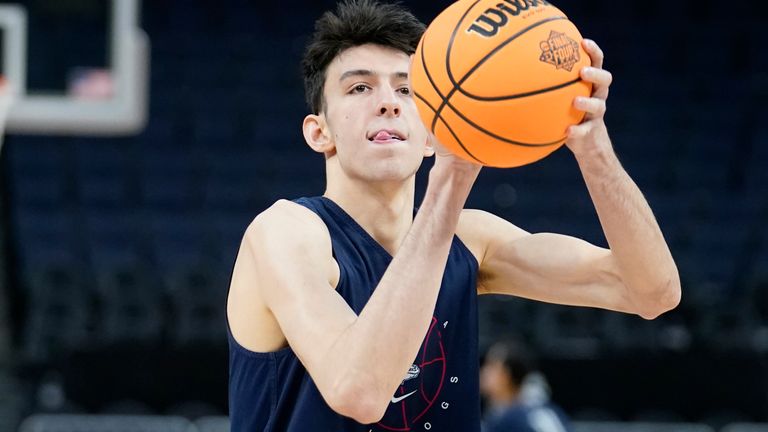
[319,43,431,182]
[480,357,512,401]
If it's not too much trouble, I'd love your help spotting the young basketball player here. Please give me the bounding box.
[226,1,681,430]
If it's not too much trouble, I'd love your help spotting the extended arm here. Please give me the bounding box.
[566,39,680,318]
[465,40,680,319]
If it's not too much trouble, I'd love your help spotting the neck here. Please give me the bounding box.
[324,165,416,256]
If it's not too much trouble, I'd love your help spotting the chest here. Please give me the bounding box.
[333,239,478,318]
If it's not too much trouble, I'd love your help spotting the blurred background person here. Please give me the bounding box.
[481,338,573,432]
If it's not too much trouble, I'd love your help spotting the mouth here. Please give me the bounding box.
[367,129,406,143]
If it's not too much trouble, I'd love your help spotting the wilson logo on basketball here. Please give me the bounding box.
[467,0,551,37]
[539,30,580,71]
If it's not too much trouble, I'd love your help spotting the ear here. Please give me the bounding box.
[303,113,335,154]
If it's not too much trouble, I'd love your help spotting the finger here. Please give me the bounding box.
[567,122,591,140]
[580,67,612,100]
[580,66,612,89]
[574,96,606,118]
[426,131,436,147]
[582,39,603,69]
[592,85,609,101]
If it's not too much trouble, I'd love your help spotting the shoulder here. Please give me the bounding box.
[455,209,492,264]
[456,209,529,264]
[544,402,573,423]
[244,199,332,252]
[485,405,534,432]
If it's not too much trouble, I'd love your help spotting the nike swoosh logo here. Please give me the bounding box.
[391,390,417,404]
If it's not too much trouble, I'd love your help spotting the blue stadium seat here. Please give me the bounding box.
[139,171,200,211]
[146,210,214,270]
[76,172,134,209]
[11,208,83,271]
[680,220,751,287]
[477,294,537,351]
[140,113,176,147]
[205,175,256,203]
[745,117,768,191]
[693,304,759,352]
[750,243,768,283]
[21,265,91,362]
[206,210,251,274]
[73,140,133,174]
[6,137,68,173]
[165,267,227,346]
[82,210,146,271]
[531,304,607,358]
[12,172,70,210]
[92,266,164,344]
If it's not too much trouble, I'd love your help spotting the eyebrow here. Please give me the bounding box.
[339,70,409,82]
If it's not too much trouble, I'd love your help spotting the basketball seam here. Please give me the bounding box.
[417,32,487,164]
[414,90,486,165]
[435,89,570,148]
[430,0,483,133]
[457,77,582,101]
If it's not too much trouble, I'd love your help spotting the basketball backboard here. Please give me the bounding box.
[0,0,148,136]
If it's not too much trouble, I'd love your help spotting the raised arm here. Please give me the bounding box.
[228,159,479,424]
[566,39,680,317]
[461,40,680,320]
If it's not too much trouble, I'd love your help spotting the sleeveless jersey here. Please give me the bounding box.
[228,196,481,431]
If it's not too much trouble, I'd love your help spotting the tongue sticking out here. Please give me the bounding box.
[373,131,394,141]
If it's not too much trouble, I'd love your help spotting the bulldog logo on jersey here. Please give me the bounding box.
[401,364,421,385]
[539,30,580,72]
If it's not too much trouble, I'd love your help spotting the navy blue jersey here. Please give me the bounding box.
[228,196,481,431]
[484,403,573,432]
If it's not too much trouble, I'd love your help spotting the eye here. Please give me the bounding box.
[350,84,371,94]
[398,87,411,96]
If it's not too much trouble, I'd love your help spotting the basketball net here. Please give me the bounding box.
[0,75,13,154]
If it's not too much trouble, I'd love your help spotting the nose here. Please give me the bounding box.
[376,92,401,118]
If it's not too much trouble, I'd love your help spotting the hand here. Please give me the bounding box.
[409,54,481,177]
[429,132,483,177]
[566,39,614,157]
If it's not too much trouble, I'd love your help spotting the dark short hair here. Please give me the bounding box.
[486,338,537,388]
[302,0,425,114]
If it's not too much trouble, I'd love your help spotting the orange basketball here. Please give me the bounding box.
[410,0,592,167]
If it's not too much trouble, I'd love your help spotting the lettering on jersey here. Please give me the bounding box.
[443,321,449,328]
[539,30,580,71]
[467,0,551,37]
[450,376,459,384]
[424,423,432,430]
[441,402,449,409]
